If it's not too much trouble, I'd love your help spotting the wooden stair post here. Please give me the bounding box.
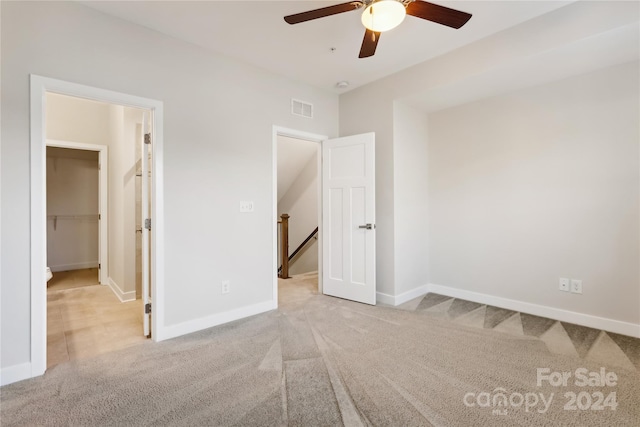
[280,213,290,279]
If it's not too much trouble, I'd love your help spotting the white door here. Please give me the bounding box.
[141,112,151,337]
[322,133,376,304]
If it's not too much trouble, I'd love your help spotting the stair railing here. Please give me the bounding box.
[277,213,318,279]
[279,214,290,279]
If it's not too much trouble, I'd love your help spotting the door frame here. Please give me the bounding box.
[46,140,108,286]
[272,126,327,304]
[30,75,166,378]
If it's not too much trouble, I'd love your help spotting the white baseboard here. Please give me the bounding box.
[376,291,395,306]
[159,300,276,342]
[107,277,136,302]
[377,284,429,306]
[0,362,32,386]
[428,283,640,338]
[50,262,98,273]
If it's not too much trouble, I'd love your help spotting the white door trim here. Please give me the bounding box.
[141,112,151,337]
[272,126,328,305]
[30,75,166,379]
[46,139,108,286]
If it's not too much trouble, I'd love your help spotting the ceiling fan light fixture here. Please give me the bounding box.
[361,0,406,32]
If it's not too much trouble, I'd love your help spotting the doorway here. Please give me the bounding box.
[46,146,101,288]
[273,127,377,307]
[276,135,321,276]
[30,75,165,377]
[44,94,150,368]
[46,140,108,285]
[272,127,326,303]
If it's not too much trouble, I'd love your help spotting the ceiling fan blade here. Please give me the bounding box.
[406,1,472,29]
[284,2,362,25]
[359,29,381,58]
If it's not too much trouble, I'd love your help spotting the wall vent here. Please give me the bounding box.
[291,99,313,118]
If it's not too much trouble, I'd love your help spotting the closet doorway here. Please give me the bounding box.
[45,93,151,368]
[30,75,165,377]
[47,140,108,285]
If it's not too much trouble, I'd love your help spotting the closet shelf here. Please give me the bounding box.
[47,214,99,220]
[47,214,99,231]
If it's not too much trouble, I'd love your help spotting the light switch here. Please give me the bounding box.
[240,201,254,212]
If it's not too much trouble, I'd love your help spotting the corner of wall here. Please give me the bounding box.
[377,284,429,306]
[107,277,136,302]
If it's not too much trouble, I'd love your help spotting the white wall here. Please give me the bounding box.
[47,95,112,146]
[340,0,638,304]
[393,103,429,296]
[108,105,126,291]
[278,151,318,275]
[340,97,395,296]
[1,1,337,373]
[46,148,99,272]
[428,62,639,324]
[122,107,143,296]
[106,104,143,296]
[277,135,316,200]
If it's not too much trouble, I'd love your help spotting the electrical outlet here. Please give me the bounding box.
[240,201,254,213]
[559,278,570,292]
[570,279,582,294]
[221,280,230,294]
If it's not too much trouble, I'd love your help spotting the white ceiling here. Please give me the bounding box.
[80,1,574,93]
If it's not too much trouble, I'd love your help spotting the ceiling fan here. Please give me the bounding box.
[284,0,472,58]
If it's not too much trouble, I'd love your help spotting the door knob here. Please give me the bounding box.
[358,223,375,230]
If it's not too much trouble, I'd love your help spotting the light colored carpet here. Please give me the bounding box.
[1,272,639,426]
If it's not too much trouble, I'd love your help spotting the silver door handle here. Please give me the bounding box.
[358,224,375,230]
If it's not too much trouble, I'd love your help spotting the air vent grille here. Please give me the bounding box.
[291,99,313,118]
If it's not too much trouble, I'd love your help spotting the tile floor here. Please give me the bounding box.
[47,267,100,291]
[47,269,146,368]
